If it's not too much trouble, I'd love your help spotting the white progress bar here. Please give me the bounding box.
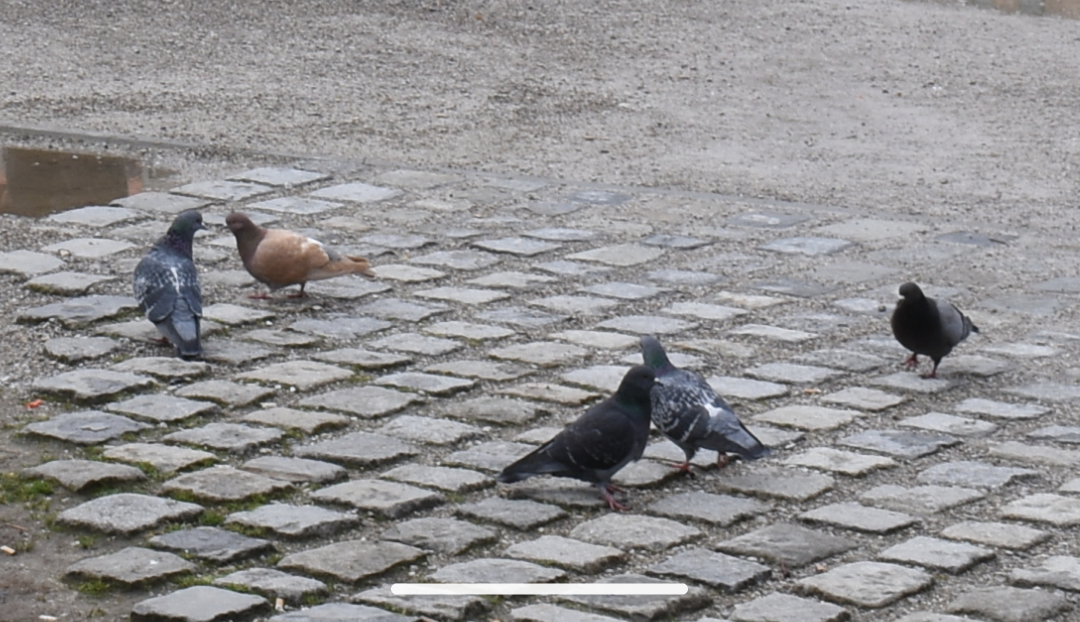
[391,583,688,596]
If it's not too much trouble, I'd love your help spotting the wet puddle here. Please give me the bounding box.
[962,0,1080,18]
[0,147,144,217]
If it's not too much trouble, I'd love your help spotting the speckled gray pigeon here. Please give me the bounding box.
[890,282,979,378]
[133,210,206,359]
[640,335,770,472]
[496,365,656,511]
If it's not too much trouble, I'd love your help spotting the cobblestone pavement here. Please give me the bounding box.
[4,156,1080,622]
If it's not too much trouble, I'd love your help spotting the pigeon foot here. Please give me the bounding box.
[599,486,628,511]
[716,453,734,468]
[902,354,919,370]
[248,292,271,300]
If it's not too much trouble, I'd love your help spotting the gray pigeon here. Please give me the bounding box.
[890,282,979,378]
[640,335,770,472]
[133,210,206,359]
[496,365,656,511]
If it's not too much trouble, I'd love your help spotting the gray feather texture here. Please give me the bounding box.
[640,335,770,468]
[133,210,205,359]
[891,282,979,378]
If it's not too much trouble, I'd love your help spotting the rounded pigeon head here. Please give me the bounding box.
[225,212,256,234]
[898,282,924,300]
[639,335,674,374]
[169,210,206,237]
[617,365,657,403]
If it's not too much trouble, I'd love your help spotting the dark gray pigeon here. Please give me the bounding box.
[133,210,206,359]
[496,365,656,511]
[640,335,770,473]
[890,282,978,378]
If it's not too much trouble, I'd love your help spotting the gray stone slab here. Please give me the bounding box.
[175,380,275,407]
[988,441,1080,466]
[310,181,403,202]
[649,547,770,591]
[1011,555,1080,592]
[429,558,565,583]
[1028,425,1080,443]
[26,271,115,295]
[312,348,412,369]
[759,236,854,256]
[499,382,603,406]
[729,323,818,342]
[233,165,328,186]
[556,572,711,620]
[163,466,292,502]
[728,211,811,228]
[580,282,670,300]
[797,561,932,608]
[380,464,492,493]
[131,585,268,622]
[753,405,860,431]
[32,368,154,403]
[662,302,747,323]
[710,376,789,401]
[953,397,1048,420]
[47,204,145,226]
[378,415,483,446]
[164,422,284,453]
[279,539,424,585]
[489,341,589,367]
[511,604,625,622]
[373,263,446,283]
[456,497,568,530]
[441,396,545,426]
[781,447,896,476]
[382,517,496,555]
[795,348,890,372]
[1005,381,1080,402]
[900,412,998,437]
[102,442,216,474]
[24,410,150,444]
[475,305,570,328]
[24,459,146,492]
[473,236,563,256]
[525,226,599,241]
[800,502,918,534]
[202,302,276,325]
[745,362,842,384]
[236,360,353,390]
[226,503,359,539]
[945,586,1071,622]
[715,467,835,501]
[0,249,65,277]
[368,332,461,355]
[66,546,194,585]
[446,440,534,472]
[172,178,272,200]
[241,456,347,484]
[1002,493,1080,526]
[299,386,422,418]
[647,268,725,286]
[42,236,136,260]
[879,535,994,573]
[840,428,961,459]
[423,321,516,341]
[870,372,954,393]
[467,271,557,289]
[112,356,210,380]
[241,407,350,435]
[312,479,443,518]
[861,485,984,514]
[410,249,501,271]
[426,359,532,381]
[267,602,414,622]
[648,491,771,527]
[940,521,1049,550]
[290,316,392,339]
[596,314,698,335]
[821,386,904,411]
[567,243,664,267]
[978,293,1063,316]
[43,336,120,363]
[530,294,622,316]
[506,535,625,572]
[106,394,219,423]
[717,523,855,568]
[569,514,701,552]
[917,461,1038,489]
[149,525,274,563]
[294,431,417,467]
[57,493,203,535]
[415,285,511,305]
[731,592,850,622]
[200,339,279,365]
[215,567,328,604]
[352,586,489,621]
[374,371,475,395]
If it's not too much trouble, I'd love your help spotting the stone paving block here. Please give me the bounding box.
[781,447,896,476]
[202,302,275,326]
[506,478,611,509]
[268,601,414,622]
[489,341,589,367]
[644,233,712,248]
[467,270,557,289]
[175,380,275,407]
[231,166,328,186]
[373,263,447,283]
[647,268,725,285]
[981,342,1058,358]
[162,466,292,502]
[24,459,146,492]
[441,396,547,426]
[278,539,424,585]
[172,179,272,200]
[356,298,451,322]
[945,586,1071,622]
[795,349,890,374]
[57,493,203,535]
[312,479,443,518]
[200,339,279,365]
[476,305,571,327]
[649,547,770,591]
[131,585,270,622]
[580,282,670,300]
[378,415,483,446]
[708,376,788,402]
[717,523,856,568]
[759,237,854,256]
[567,243,665,267]
[1011,555,1080,592]
[596,314,697,335]
[473,236,563,256]
[241,456,347,484]
[530,294,622,315]
[729,323,818,342]
[870,372,954,393]
[236,360,353,390]
[815,217,927,240]
[26,271,115,295]
[917,461,1038,489]
[728,211,811,228]
[289,316,392,339]
[900,412,998,437]
[749,278,835,298]
[380,464,492,493]
[374,371,475,395]
[43,335,120,362]
[569,513,701,552]
[879,535,994,573]
[839,428,960,459]
[500,381,602,405]
[426,359,533,381]
[445,440,534,472]
[456,497,568,530]
[24,410,150,444]
[415,285,511,304]
[989,441,1080,466]
[1002,493,1080,526]
[359,232,434,249]
[294,431,418,467]
[612,458,685,488]
[1060,478,1080,493]
[149,525,274,563]
[821,386,904,411]
[940,521,1049,550]
[32,368,154,403]
[215,567,328,604]
[299,386,422,418]
[41,237,135,258]
[796,561,932,608]
[368,332,461,355]
[423,320,516,341]
[112,191,211,214]
[745,362,843,384]
[0,249,66,277]
[352,585,489,621]
[111,356,209,380]
[953,397,1048,420]
[410,249,501,271]
[860,485,984,514]
[312,347,412,369]
[241,407,349,435]
[648,491,771,527]
[731,592,850,622]
[1004,381,1080,403]
[382,517,497,555]
[558,572,711,620]
[430,558,566,583]
[249,196,343,216]
[800,502,919,534]
[715,467,835,501]
[505,534,625,572]
[753,405,860,431]
[47,204,145,227]
[511,603,625,622]
[310,181,403,202]
[1028,425,1080,443]
[226,503,359,539]
[164,422,285,453]
[102,442,216,474]
[106,394,218,424]
[66,546,194,585]
[561,365,633,394]
[663,301,747,322]
[945,354,1010,377]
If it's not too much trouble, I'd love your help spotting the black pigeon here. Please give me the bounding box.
[496,365,656,511]
[133,210,206,359]
[890,282,979,378]
[640,335,770,473]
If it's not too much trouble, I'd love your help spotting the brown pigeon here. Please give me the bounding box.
[225,212,376,298]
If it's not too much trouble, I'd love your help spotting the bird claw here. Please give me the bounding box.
[902,354,919,370]
[248,292,271,300]
[670,462,696,477]
[716,453,734,469]
[600,486,628,511]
